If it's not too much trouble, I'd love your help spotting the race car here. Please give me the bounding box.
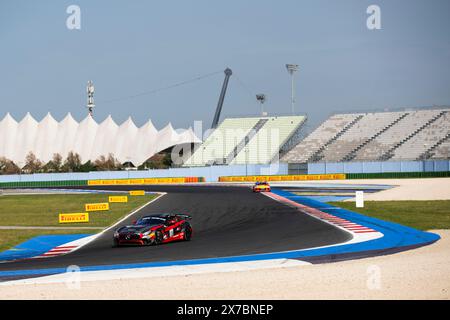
[252,181,271,192]
[113,213,193,247]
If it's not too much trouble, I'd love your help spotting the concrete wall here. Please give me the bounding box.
[0,163,289,183]
[0,160,448,183]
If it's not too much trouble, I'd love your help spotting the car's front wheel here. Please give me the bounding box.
[183,226,192,241]
[153,230,163,245]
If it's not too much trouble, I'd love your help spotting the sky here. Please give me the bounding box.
[1,0,449,131]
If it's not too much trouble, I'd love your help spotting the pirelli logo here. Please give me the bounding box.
[87,177,203,186]
[85,202,110,212]
[129,190,145,196]
[219,173,346,182]
[59,213,89,224]
[109,196,128,203]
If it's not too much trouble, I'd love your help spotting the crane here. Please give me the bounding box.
[211,68,232,129]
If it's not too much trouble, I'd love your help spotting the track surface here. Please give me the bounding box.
[0,185,351,273]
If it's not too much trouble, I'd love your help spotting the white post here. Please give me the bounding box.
[290,75,294,114]
[356,191,364,208]
[286,64,299,115]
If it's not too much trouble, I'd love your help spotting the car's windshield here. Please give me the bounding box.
[136,217,166,225]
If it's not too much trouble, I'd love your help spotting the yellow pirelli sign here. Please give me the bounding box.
[87,177,203,186]
[85,202,110,212]
[109,195,128,203]
[218,173,346,182]
[59,213,89,224]
[129,190,145,196]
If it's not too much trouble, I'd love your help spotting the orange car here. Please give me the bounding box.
[252,181,271,192]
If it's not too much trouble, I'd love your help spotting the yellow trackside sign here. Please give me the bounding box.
[59,213,89,224]
[109,195,128,203]
[218,173,347,182]
[129,190,145,196]
[87,177,203,186]
[85,202,110,212]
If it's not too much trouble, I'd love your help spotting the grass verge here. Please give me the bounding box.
[329,200,450,231]
[0,193,157,227]
[0,193,158,252]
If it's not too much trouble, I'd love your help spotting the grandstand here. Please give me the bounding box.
[282,108,450,163]
[183,115,306,166]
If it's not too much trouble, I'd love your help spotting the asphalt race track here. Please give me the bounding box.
[0,185,351,275]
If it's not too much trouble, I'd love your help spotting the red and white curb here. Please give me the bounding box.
[34,235,97,259]
[37,246,78,258]
[264,192,383,244]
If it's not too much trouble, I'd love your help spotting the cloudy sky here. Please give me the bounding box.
[1,0,449,131]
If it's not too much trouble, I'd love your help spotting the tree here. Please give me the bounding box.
[43,153,63,173]
[79,160,97,172]
[62,151,82,172]
[94,153,122,171]
[0,157,21,175]
[139,152,172,169]
[24,152,42,173]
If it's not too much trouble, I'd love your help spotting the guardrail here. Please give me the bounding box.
[0,180,88,188]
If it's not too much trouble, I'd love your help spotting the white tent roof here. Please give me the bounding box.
[0,113,201,166]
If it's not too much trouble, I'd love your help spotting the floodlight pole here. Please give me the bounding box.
[286,64,299,115]
[86,80,95,117]
[256,94,266,115]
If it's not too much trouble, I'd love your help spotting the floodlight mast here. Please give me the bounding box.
[286,64,299,115]
[211,68,232,129]
[256,94,266,115]
[86,80,95,117]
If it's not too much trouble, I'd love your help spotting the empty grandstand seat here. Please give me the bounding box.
[283,108,450,163]
[183,116,305,166]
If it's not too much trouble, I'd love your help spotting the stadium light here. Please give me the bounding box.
[286,64,299,115]
[256,94,266,115]
[86,80,95,117]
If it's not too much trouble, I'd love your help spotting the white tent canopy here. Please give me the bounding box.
[0,113,201,166]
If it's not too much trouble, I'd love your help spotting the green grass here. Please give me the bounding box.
[328,200,450,231]
[0,193,158,252]
[0,229,97,253]
[0,193,157,227]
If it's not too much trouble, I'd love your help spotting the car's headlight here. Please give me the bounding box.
[114,231,119,238]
